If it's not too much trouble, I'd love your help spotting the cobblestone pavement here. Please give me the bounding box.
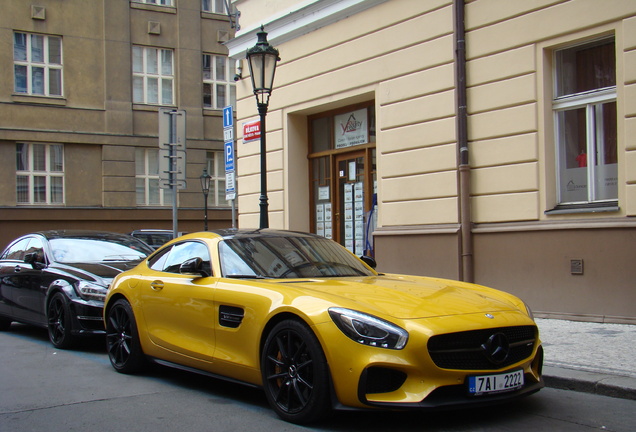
[537,318,636,378]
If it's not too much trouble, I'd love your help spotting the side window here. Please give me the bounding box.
[155,242,211,275]
[25,237,46,264]
[148,246,172,271]
[2,238,31,260]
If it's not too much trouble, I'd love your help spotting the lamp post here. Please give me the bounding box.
[199,168,212,231]
[246,26,280,229]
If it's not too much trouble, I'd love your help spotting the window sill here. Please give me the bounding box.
[130,2,176,14]
[201,11,231,22]
[203,108,223,116]
[12,94,66,106]
[132,104,176,112]
[545,202,619,215]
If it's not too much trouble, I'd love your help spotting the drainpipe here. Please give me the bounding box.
[454,0,474,282]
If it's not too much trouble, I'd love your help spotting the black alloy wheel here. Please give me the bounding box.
[47,292,77,349]
[105,298,145,374]
[261,319,331,424]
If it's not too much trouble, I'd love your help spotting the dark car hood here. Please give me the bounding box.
[52,261,142,286]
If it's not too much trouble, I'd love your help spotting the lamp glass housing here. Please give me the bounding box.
[200,168,212,195]
[246,28,279,106]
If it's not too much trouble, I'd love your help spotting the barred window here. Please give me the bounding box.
[206,151,230,207]
[136,148,173,206]
[16,143,64,205]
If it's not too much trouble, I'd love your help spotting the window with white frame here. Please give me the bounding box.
[13,32,62,97]
[203,54,236,109]
[132,0,174,6]
[202,0,226,14]
[136,148,173,206]
[133,46,174,105]
[206,151,230,207]
[16,143,64,205]
[553,37,617,207]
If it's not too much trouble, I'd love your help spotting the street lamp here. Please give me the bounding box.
[199,168,212,231]
[246,25,280,229]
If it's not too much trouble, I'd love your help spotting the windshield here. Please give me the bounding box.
[50,237,153,263]
[219,235,375,278]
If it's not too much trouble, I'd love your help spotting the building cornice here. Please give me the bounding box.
[225,0,387,60]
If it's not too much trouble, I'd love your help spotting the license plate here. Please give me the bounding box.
[468,370,524,395]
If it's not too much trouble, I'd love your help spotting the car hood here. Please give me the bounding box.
[280,274,520,320]
[54,261,142,286]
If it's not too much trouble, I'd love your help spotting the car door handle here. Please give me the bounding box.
[150,281,164,291]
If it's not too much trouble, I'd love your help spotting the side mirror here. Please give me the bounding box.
[179,257,211,277]
[24,252,46,270]
[360,255,377,269]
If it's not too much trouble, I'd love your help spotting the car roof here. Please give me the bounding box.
[208,228,323,241]
[31,230,138,241]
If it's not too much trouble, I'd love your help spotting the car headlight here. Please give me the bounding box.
[328,308,408,350]
[76,281,108,302]
[524,302,535,321]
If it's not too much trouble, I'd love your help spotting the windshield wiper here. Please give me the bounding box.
[225,274,265,279]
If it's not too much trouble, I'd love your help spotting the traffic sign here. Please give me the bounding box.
[223,106,233,129]
[225,170,236,201]
[225,141,234,172]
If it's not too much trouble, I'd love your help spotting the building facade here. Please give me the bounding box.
[228,0,636,323]
[0,0,236,248]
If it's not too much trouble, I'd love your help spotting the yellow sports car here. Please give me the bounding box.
[104,229,543,424]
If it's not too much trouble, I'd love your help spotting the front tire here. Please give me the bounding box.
[47,292,78,349]
[261,319,331,424]
[105,298,146,374]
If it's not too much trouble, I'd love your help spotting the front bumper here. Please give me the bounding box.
[317,312,544,410]
[69,298,106,336]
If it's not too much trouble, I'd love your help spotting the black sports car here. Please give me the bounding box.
[0,230,153,348]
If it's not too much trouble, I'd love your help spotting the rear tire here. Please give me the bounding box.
[261,319,331,424]
[105,298,146,374]
[0,317,11,331]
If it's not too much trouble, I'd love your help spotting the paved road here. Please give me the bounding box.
[1,324,635,432]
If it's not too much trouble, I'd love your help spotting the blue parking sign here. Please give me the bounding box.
[225,140,234,172]
[223,106,233,129]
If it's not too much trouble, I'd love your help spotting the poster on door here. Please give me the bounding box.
[343,182,365,255]
[315,187,332,239]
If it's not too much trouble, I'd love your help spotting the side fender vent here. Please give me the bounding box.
[219,305,244,328]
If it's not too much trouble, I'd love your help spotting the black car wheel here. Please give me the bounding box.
[105,298,145,374]
[0,317,11,331]
[47,292,77,349]
[261,319,331,424]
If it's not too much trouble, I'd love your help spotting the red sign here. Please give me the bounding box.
[243,120,261,143]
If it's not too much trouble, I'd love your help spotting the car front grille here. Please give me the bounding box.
[427,325,537,370]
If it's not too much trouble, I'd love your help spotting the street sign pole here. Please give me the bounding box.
[170,113,178,238]
[159,108,186,239]
[223,106,236,228]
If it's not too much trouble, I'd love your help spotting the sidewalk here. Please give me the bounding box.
[536,318,636,400]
